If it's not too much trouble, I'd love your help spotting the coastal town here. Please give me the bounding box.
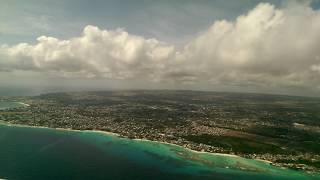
[1,90,320,173]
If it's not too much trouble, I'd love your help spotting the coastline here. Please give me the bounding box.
[132,138,273,164]
[0,121,119,137]
[0,102,270,163]
[0,121,271,164]
[132,138,240,158]
[16,102,30,107]
[1,122,319,179]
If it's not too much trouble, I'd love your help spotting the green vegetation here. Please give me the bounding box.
[183,134,286,154]
[275,159,320,169]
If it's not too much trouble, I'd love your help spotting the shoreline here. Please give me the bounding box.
[132,138,272,164]
[0,122,119,137]
[132,138,241,158]
[4,121,320,175]
[17,102,30,107]
[0,121,271,164]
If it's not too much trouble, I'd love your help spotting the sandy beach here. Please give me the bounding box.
[132,138,240,158]
[17,102,30,107]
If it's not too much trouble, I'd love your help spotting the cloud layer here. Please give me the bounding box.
[1,2,320,94]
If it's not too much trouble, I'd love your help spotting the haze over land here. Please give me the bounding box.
[1,0,320,96]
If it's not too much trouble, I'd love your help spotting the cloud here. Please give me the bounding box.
[1,26,175,79]
[1,2,320,94]
[168,2,320,92]
[174,3,320,87]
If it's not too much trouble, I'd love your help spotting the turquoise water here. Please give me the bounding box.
[0,101,25,110]
[0,103,319,180]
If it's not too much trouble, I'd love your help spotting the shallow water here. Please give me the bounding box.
[0,103,318,180]
[0,101,25,110]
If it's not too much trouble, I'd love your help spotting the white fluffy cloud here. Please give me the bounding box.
[0,26,175,79]
[1,2,320,94]
[172,3,320,90]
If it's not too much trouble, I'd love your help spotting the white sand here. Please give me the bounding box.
[17,102,30,107]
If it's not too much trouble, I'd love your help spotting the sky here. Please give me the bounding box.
[1,0,320,96]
